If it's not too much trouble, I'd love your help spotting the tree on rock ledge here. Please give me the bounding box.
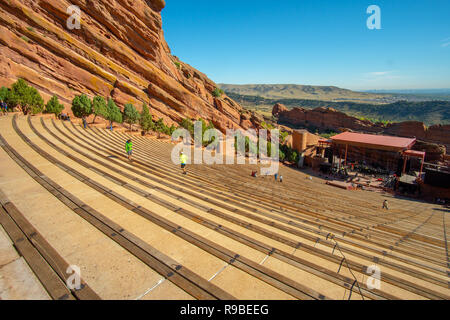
[71,94,92,119]
[123,103,140,131]
[106,98,122,131]
[8,79,44,115]
[92,96,108,124]
[0,86,9,102]
[45,95,64,118]
[139,103,154,135]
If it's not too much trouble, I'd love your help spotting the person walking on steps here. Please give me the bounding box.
[125,139,133,161]
[382,199,389,210]
[180,151,188,175]
[0,100,7,116]
[279,175,283,183]
[274,173,278,181]
[82,117,88,129]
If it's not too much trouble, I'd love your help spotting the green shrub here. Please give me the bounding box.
[280,131,289,143]
[155,118,165,132]
[320,131,338,139]
[71,94,92,119]
[173,61,181,69]
[106,98,122,128]
[0,86,9,102]
[123,103,140,130]
[212,88,224,98]
[45,95,64,117]
[20,36,30,43]
[92,96,108,123]
[155,118,174,136]
[139,103,154,134]
[234,132,258,155]
[168,124,176,135]
[180,118,195,135]
[288,150,299,163]
[8,79,44,115]
[261,121,275,130]
[280,144,299,163]
[200,119,217,147]
[279,149,286,162]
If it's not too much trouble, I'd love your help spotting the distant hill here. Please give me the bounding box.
[219,84,396,104]
[364,89,450,102]
[365,88,450,95]
[226,92,450,126]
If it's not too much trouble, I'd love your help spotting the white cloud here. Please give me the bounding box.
[367,71,391,76]
[441,37,450,47]
[362,71,403,83]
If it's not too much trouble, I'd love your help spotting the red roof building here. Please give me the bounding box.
[330,132,423,174]
[331,132,416,152]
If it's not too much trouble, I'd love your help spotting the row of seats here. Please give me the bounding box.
[0,114,448,299]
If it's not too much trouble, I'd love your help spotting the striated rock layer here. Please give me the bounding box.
[276,106,450,154]
[0,0,261,132]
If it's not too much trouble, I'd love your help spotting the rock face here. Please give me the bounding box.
[0,0,261,132]
[272,103,288,116]
[277,107,383,133]
[276,106,450,153]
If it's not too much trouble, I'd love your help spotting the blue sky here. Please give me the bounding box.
[162,1,450,90]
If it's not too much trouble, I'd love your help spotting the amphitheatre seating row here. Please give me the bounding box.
[47,117,450,298]
[36,115,450,298]
[83,119,443,266]
[100,123,446,253]
[0,189,99,300]
[0,114,448,300]
[64,120,450,272]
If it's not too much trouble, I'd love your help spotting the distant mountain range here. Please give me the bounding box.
[365,89,450,95]
[223,90,450,126]
[219,84,450,103]
[219,84,395,104]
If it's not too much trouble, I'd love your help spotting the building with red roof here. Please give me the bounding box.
[330,132,424,174]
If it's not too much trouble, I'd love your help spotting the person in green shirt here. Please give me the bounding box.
[125,139,133,161]
[180,151,188,174]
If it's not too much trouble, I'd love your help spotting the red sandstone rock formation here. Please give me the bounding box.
[275,105,450,154]
[0,0,261,132]
[272,103,288,116]
[277,107,382,133]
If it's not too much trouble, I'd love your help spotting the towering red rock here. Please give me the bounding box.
[0,0,260,132]
[272,103,288,116]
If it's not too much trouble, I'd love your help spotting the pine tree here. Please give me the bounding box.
[0,86,8,102]
[123,103,140,130]
[71,94,92,119]
[8,79,44,115]
[45,95,64,118]
[106,98,122,130]
[92,96,108,123]
[139,103,154,134]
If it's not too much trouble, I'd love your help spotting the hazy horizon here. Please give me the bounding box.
[218,83,450,94]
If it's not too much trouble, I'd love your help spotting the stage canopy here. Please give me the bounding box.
[331,132,416,152]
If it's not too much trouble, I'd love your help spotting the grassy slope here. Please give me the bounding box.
[219,84,395,104]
